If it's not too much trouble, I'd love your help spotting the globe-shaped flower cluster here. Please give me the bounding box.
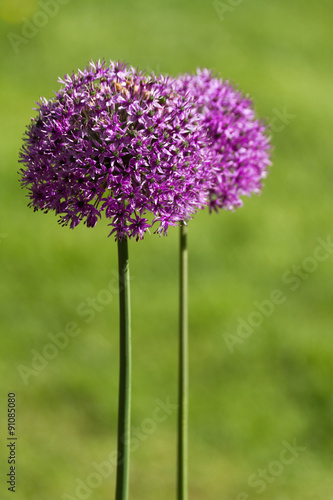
[19,61,213,240]
[19,61,271,240]
[176,69,271,212]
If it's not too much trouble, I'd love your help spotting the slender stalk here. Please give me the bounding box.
[115,236,131,500]
[177,222,188,500]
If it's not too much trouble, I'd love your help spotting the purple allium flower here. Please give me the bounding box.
[19,60,212,240]
[176,69,272,212]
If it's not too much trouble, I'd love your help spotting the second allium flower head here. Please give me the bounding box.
[19,60,212,240]
[19,60,271,240]
[176,69,271,212]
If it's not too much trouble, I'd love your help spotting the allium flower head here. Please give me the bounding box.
[176,69,272,212]
[19,60,212,240]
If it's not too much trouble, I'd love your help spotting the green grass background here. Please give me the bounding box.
[1,0,333,498]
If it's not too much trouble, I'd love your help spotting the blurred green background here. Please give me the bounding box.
[1,0,333,498]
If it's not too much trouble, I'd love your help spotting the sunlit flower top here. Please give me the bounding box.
[19,60,212,240]
[176,69,271,212]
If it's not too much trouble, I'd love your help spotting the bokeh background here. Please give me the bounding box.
[1,0,333,499]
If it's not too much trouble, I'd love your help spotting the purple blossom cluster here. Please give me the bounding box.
[176,69,271,212]
[19,61,271,240]
[19,60,212,240]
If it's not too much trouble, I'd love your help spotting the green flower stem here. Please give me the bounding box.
[115,236,132,500]
[177,221,188,500]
